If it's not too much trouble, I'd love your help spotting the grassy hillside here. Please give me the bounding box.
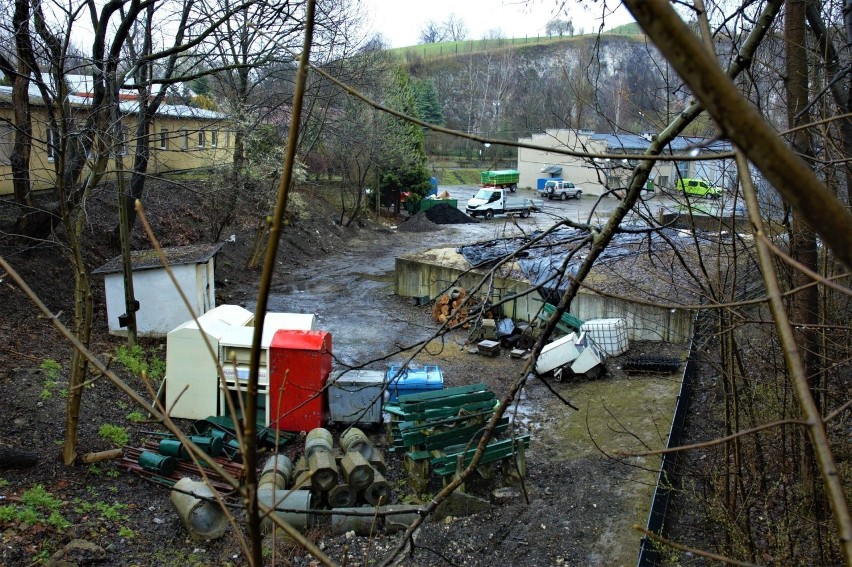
[391,26,644,60]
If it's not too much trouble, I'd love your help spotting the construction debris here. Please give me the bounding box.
[477,339,501,357]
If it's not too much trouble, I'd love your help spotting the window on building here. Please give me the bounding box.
[160,128,168,150]
[181,128,188,150]
[46,127,58,161]
[211,130,218,147]
[675,161,690,178]
[198,130,205,148]
[0,124,13,166]
[225,130,230,148]
[117,127,128,156]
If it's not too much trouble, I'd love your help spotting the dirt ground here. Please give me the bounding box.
[0,180,688,566]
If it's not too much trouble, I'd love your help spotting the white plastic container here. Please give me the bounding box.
[580,318,629,356]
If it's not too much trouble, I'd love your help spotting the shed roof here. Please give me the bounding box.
[93,242,224,275]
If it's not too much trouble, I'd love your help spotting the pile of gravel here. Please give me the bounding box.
[398,213,442,232]
[423,204,479,224]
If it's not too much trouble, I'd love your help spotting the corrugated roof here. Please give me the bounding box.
[93,242,225,274]
[587,132,731,154]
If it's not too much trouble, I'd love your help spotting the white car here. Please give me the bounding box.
[542,180,582,200]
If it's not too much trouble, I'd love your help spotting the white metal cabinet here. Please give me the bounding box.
[535,332,580,374]
[165,305,253,420]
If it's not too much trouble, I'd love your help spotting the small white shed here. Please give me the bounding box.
[93,243,224,338]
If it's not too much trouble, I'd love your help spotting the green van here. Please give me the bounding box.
[676,178,722,198]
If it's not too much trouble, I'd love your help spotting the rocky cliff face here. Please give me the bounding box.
[411,35,688,151]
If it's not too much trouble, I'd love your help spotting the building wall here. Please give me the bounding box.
[517,129,728,196]
[103,261,216,337]
[0,106,233,196]
[395,255,693,344]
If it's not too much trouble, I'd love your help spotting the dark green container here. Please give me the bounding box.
[190,435,223,457]
[138,451,177,475]
[158,439,188,460]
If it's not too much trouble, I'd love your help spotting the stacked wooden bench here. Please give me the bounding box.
[385,383,530,492]
[538,302,584,335]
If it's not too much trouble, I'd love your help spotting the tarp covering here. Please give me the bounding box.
[457,227,677,304]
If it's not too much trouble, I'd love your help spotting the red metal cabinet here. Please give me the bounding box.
[269,330,332,432]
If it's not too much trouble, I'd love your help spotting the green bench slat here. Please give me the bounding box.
[401,417,510,450]
[398,391,497,414]
[398,400,499,422]
[432,436,531,476]
[396,384,489,404]
[396,409,496,433]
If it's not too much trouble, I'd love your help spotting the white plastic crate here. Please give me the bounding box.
[580,318,629,356]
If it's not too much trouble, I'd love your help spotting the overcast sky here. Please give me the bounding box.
[363,0,635,48]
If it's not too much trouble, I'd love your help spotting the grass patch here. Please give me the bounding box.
[126,410,146,423]
[98,424,130,447]
[114,344,165,380]
[39,359,62,400]
[0,485,70,529]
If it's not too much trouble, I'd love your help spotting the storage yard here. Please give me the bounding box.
[2,187,695,566]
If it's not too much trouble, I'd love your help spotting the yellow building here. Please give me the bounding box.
[0,81,233,196]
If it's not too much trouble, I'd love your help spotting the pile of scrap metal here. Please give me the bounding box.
[535,318,630,380]
[386,384,530,493]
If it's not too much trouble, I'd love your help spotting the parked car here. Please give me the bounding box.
[676,178,722,198]
[541,180,582,200]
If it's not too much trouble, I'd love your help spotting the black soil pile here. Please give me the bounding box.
[423,203,479,224]
[398,212,441,232]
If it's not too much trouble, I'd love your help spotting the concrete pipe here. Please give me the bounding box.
[257,486,313,533]
[363,471,392,506]
[308,450,339,491]
[369,449,387,475]
[259,455,294,490]
[328,484,357,508]
[170,478,228,541]
[382,505,425,534]
[304,428,333,457]
[330,507,378,536]
[341,452,374,490]
[340,428,373,459]
[293,469,312,490]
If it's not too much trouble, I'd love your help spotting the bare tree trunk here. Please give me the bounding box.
[785,0,821,407]
[63,206,93,465]
[11,0,34,225]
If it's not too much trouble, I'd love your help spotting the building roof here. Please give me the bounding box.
[0,77,226,121]
[93,242,225,274]
[590,132,730,153]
